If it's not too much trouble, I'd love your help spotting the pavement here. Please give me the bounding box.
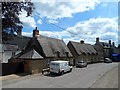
[0,74,21,81]
[1,73,43,87]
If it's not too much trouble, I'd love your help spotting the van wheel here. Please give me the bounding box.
[61,71,64,75]
[70,68,72,72]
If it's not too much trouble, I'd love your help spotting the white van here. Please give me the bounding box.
[50,60,72,75]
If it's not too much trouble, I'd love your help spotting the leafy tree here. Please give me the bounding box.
[2,1,34,42]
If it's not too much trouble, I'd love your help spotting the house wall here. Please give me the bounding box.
[90,54,99,63]
[76,55,86,64]
[75,54,99,64]
[2,62,24,76]
[23,60,48,74]
[104,48,110,58]
[31,60,48,74]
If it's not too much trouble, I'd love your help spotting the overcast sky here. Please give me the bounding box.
[19,0,119,46]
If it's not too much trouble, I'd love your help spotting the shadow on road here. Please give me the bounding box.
[44,73,62,77]
[15,73,32,77]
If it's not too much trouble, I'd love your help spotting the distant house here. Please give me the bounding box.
[67,40,98,65]
[1,28,31,75]
[11,27,73,74]
[0,44,18,63]
[1,27,31,61]
[4,35,31,50]
[94,37,118,60]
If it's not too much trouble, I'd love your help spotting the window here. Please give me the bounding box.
[56,51,60,57]
[64,63,67,66]
[66,52,69,57]
[51,63,59,66]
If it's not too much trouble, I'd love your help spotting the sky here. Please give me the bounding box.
[19,0,119,46]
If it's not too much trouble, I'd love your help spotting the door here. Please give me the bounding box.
[63,62,70,72]
[24,61,32,74]
[73,59,76,66]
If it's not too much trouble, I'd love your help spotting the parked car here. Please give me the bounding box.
[104,58,112,63]
[112,53,120,62]
[76,60,87,68]
[50,60,72,75]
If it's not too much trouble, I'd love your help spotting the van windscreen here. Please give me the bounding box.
[51,63,59,66]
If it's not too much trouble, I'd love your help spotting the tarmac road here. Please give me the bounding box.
[2,62,118,88]
[90,65,118,88]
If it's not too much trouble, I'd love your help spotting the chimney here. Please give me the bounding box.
[96,37,99,44]
[109,40,111,46]
[112,42,115,47]
[33,27,39,37]
[17,26,22,36]
[80,40,84,44]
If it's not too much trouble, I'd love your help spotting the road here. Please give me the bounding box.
[90,65,118,88]
[2,62,118,88]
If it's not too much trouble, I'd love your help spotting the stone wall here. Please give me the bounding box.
[31,60,48,74]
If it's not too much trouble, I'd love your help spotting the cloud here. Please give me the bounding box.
[65,17,118,45]
[18,10,36,28]
[48,19,58,24]
[32,0,100,21]
[102,3,107,7]
[22,32,32,37]
[22,17,118,45]
[37,19,42,24]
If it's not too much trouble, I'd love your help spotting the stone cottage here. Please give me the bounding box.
[67,40,99,65]
[94,37,118,60]
[11,27,73,74]
[1,27,31,75]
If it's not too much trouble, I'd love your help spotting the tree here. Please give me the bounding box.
[2,1,34,42]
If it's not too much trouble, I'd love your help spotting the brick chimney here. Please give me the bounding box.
[96,37,99,44]
[33,27,39,37]
[109,40,111,46]
[80,40,84,44]
[112,42,115,47]
[17,26,22,36]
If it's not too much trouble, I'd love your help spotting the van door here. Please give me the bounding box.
[63,62,70,72]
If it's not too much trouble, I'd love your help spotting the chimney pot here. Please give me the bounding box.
[96,37,99,44]
[33,27,39,37]
[80,40,84,44]
[112,42,115,47]
[109,40,111,45]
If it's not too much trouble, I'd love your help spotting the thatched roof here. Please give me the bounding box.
[3,34,31,50]
[36,35,73,58]
[12,35,73,60]
[93,44,103,52]
[68,41,98,55]
[0,44,18,52]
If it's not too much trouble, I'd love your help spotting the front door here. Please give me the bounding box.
[24,61,32,74]
[73,59,76,66]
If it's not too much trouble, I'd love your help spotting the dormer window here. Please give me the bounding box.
[87,52,90,55]
[83,52,86,55]
[56,51,60,57]
[65,52,69,57]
